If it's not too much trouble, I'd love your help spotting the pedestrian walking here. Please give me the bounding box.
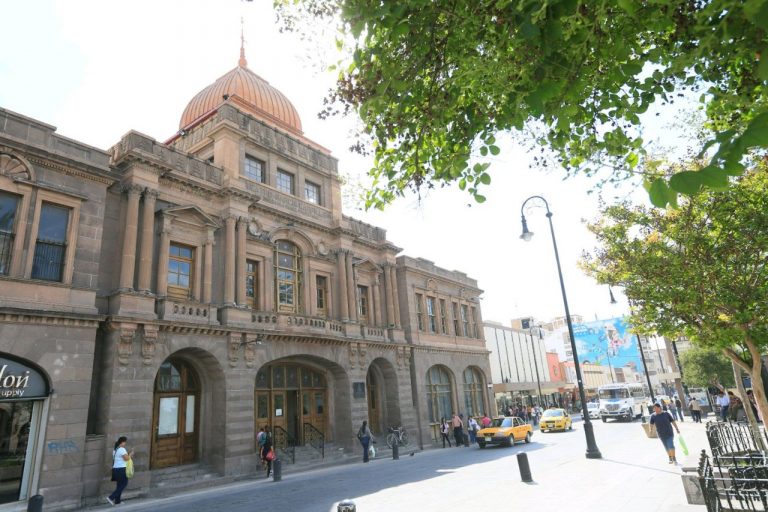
[668,399,679,422]
[688,397,702,423]
[674,397,684,422]
[649,403,681,464]
[261,426,274,477]
[106,436,133,506]
[357,420,374,462]
[440,418,452,448]
[451,412,465,447]
[717,391,730,421]
[468,416,479,445]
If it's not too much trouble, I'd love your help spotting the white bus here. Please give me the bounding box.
[598,383,648,422]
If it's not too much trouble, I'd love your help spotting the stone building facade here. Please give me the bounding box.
[0,48,491,510]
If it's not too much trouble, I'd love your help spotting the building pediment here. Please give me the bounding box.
[162,205,219,229]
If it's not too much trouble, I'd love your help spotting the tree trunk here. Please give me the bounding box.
[733,361,766,452]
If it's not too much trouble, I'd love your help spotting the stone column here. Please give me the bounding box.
[236,217,247,306]
[346,251,358,322]
[372,279,382,327]
[203,236,213,303]
[337,250,349,321]
[118,185,142,290]
[384,265,395,327]
[224,216,236,305]
[389,265,401,327]
[156,229,170,297]
[137,189,157,292]
[193,245,202,300]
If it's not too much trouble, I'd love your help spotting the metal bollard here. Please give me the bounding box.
[272,458,282,482]
[392,443,399,460]
[338,499,356,512]
[517,452,533,483]
[27,495,43,512]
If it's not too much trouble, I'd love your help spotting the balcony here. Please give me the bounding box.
[156,298,219,326]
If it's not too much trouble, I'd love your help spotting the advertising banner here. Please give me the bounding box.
[572,317,644,374]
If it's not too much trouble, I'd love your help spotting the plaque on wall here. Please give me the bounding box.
[353,382,366,399]
[0,356,50,400]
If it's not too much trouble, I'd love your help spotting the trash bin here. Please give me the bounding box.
[272,458,282,481]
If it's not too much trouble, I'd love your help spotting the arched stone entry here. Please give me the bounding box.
[151,359,200,468]
[366,358,400,434]
[150,349,225,470]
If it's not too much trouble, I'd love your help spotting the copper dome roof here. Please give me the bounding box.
[179,50,303,135]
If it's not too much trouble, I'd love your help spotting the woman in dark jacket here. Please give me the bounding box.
[261,426,273,477]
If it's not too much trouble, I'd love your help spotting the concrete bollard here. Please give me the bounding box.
[338,499,357,512]
[392,443,399,460]
[272,458,282,482]
[27,495,43,512]
[517,452,533,482]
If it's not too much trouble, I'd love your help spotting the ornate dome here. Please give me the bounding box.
[179,49,303,135]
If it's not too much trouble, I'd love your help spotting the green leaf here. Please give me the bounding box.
[519,19,540,39]
[649,179,669,208]
[626,152,639,169]
[740,113,768,148]
[392,22,409,38]
[758,49,768,81]
[698,166,730,190]
[489,145,500,155]
[669,171,703,195]
[475,194,487,203]
[744,0,768,30]
[480,146,488,156]
[479,173,491,185]
[458,178,467,191]
[617,0,637,14]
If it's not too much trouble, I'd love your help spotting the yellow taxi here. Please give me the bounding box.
[539,408,572,432]
[476,416,533,448]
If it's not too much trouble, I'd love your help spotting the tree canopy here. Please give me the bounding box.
[679,346,735,388]
[582,166,768,419]
[276,0,768,209]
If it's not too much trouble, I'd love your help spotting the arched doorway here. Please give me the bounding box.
[425,365,454,423]
[255,363,327,444]
[366,358,400,434]
[151,358,200,469]
[463,367,486,417]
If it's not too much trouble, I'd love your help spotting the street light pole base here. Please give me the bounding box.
[583,420,602,459]
[586,448,603,459]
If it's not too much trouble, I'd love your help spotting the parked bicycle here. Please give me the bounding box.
[386,426,409,448]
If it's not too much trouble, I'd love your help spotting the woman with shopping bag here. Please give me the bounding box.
[107,436,134,506]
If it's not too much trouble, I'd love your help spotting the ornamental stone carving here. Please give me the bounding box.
[228,333,242,368]
[142,324,159,365]
[116,324,138,366]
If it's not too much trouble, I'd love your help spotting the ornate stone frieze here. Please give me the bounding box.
[228,332,243,368]
[142,324,159,365]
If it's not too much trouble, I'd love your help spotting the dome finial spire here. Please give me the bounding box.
[238,16,247,67]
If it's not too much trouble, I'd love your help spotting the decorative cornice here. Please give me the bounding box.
[0,312,100,328]
[27,155,114,185]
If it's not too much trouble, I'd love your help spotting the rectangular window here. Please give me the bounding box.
[426,297,437,333]
[461,304,470,337]
[470,306,478,338]
[439,299,448,334]
[246,259,259,309]
[316,275,327,314]
[452,302,460,336]
[167,243,194,299]
[304,181,321,205]
[0,191,20,276]
[31,203,69,281]
[276,170,294,195]
[357,285,369,321]
[244,155,264,182]
[415,293,424,331]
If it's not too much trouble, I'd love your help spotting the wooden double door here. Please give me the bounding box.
[255,364,327,444]
[151,359,200,469]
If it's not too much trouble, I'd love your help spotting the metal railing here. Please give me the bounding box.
[272,426,295,464]
[707,420,768,459]
[303,423,324,459]
[31,239,66,281]
[699,449,768,512]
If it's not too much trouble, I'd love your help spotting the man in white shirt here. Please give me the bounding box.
[717,391,730,421]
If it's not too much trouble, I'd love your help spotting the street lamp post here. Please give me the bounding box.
[520,195,602,460]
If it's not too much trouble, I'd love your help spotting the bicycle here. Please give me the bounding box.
[386,426,409,448]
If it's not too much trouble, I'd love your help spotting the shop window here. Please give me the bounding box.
[0,191,20,276]
[167,243,194,300]
[31,203,69,282]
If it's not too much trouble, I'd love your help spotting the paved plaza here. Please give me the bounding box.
[91,416,708,512]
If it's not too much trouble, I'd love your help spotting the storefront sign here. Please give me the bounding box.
[0,357,49,399]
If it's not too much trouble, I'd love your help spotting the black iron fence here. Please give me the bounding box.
[0,230,13,275]
[707,420,768,460]
[31,239,66,281]
[272,426,295,464]
[303,422,324,459]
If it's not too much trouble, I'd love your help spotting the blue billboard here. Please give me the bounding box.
[572,317,644,373]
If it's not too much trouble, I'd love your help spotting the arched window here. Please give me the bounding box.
[463,367,485,417]
[274,240,302,313]
[425,365,453,423]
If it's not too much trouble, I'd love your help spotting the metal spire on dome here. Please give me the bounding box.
[239,16,248,67]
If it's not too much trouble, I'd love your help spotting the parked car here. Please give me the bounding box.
[540,408,573,432]
[477,416,533,448]
[587,402,600,419]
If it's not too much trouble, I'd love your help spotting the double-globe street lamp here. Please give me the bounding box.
[520,195,602,459]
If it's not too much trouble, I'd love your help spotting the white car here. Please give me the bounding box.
[587,402,600,419]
